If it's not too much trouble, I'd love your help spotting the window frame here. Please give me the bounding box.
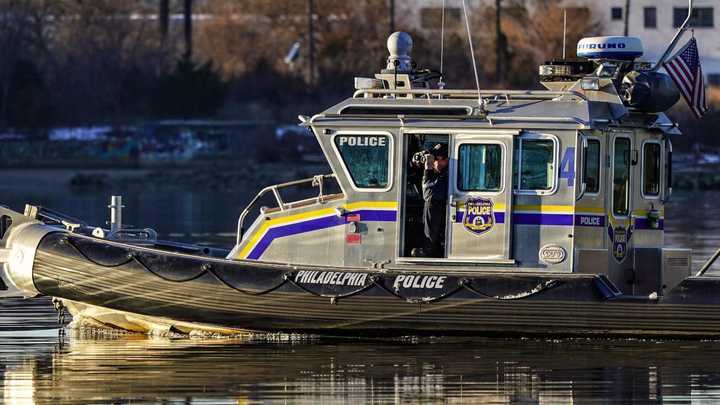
[611,135,632,218]
[611,7,623,20]
[674,7,714,28]
[331,130,394,193]
[514,133,559,196]
[454,140,506,195]
[455,141,505,194]
[644,7,657,28]
[708,74,720,86]
[583,136,602,196]
[641,139,663,200]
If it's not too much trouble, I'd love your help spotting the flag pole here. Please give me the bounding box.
[652,0,693,72]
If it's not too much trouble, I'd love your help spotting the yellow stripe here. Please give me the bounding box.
[237,200,397,258]
[514,204,572,213]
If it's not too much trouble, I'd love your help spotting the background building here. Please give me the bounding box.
[567,0,720,85]
[400,0,720,85]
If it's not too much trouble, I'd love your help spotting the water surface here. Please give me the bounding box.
[1,174,719,403]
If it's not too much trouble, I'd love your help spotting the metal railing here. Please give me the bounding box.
[236,174,337,245]
[352,88,588,102]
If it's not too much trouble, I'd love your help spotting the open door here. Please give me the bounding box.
[447,133,515,261]
[607,131,635,289]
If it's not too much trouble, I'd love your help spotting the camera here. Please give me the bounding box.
[411,150,431,167]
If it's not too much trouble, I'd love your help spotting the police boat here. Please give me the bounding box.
[0,26,717,337]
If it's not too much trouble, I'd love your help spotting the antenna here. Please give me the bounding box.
[562,9,567,59]
[652,0,694,71]
[438,0,446,89]
[461,0,483,108]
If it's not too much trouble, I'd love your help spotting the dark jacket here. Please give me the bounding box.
[422,169,448,203]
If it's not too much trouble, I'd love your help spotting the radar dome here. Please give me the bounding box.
[577,36,643,61]
[386,31,413,72]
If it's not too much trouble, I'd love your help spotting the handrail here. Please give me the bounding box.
[309,113,588,127]
[696,247,720,277]
[236,174,336,245]
[352,88,588,102]
[652,0,693,72]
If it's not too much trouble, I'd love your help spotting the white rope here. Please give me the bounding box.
[461,0,482,106]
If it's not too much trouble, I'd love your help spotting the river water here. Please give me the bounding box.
[1,172,719,404]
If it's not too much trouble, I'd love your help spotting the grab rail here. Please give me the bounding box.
[352,88,588,102]
[236,174,337,245]
[696,247,720,277]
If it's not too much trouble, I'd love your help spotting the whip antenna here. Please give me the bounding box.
[462,0,483,107]
[562,9,567,59]
[439,0,446,89]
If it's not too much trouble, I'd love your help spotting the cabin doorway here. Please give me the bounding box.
[446,133,515,260]
[398,132,515,262]
[607,131,635,281]
[399,133,450,258]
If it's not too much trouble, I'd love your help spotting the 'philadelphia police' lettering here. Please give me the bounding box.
[295,270,368,286]
[393,275,447,290]
[337,136,387,147]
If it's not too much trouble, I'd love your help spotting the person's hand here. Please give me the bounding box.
[424,154,435,170]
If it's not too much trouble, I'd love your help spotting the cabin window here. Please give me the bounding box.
[457,143,502,192]
[333,134,390,190]
[584,139,601,194]
[516,138,555,192]
[643,142,661,197]
[613,138,631,216]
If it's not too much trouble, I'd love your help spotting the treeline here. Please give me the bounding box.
[0,0,605,130]
[4,0,716,144]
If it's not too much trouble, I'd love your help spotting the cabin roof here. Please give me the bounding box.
[303,84,679,135]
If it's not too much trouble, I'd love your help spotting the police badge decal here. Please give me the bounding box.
[463,198,495,235]
[612,226,628,262]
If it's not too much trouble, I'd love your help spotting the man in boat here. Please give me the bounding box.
[412,143,449,258]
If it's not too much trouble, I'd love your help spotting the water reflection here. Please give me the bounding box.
[665,191,720,271]
[4,320,720,403]
[2,184,720,402]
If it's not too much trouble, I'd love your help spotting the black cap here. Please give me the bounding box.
[431,143,448,158]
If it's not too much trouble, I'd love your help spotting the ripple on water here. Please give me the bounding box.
[0,192,719,402]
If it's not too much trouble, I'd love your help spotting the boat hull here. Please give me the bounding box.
[27,231,720,337]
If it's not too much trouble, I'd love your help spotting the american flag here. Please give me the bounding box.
[663,37,709,119]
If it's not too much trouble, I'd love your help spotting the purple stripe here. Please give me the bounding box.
[354,209,397,222]
[513,213,574,226]
[455,212,574,226]
[247,209,396,260]
[634,218,665,230]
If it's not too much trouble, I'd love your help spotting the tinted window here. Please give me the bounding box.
[644,7,657,28]
[643,142,661,197]
[611,7,623,20]
[334,135,390,189]
[517,139,554,191]
[457,144,502,192]
[613,138,631,216]
[709,74,720,86]
[585,139,601,193]
[674,7,714,28]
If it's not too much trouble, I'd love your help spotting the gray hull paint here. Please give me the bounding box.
[30,232,720,338]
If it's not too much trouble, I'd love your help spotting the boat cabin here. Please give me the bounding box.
[230,33,691,297]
